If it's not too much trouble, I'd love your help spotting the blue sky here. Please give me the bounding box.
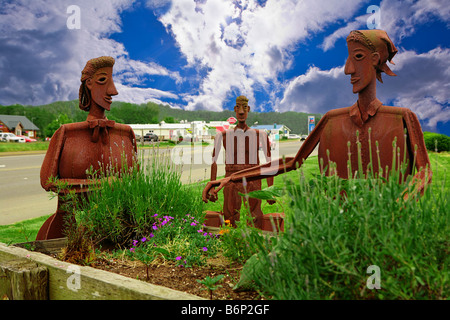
[0,0,449,135]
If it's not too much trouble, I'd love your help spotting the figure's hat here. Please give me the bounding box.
[236,95,249,104]
[81,56,115,82]
[347,30,398,82]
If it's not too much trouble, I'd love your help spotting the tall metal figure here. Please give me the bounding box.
[207,95,274,228]
[37,56,137,240]
[203,30,431,202]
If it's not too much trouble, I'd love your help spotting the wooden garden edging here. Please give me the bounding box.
[0,242,204,300]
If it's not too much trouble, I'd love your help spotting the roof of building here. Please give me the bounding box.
[128,123,191,130]
[0,115,39,130]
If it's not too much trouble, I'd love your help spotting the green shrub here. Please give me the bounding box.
[127,213,220,269]
[423,132,450,152]
[235,167,448,299]
[74,150,205,246]
[219,207,277,264]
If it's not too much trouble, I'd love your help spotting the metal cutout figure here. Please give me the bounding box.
[37,56,137,240]
[203,30,431,203]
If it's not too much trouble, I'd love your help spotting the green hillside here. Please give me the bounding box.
[0,100,322,138]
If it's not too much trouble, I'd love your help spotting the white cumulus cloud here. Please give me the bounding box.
[0,0,179,106]
[154,0,364,111]
[278,47,450,130]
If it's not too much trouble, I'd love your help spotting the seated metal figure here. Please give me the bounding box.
[203,30,431,203]
[37,56,137,240]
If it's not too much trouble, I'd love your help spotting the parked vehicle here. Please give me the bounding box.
[301,135,308,141]
[143,132,159,142]
[17,135,37,142]
[288,134,301,139]
[0,132,25,143]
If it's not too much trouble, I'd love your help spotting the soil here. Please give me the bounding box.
[89,254,263,300]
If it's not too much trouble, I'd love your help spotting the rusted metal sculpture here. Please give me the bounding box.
[203,30,432,203]
[206,95,274,229]
[37,56,137,240]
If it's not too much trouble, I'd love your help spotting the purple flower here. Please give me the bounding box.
[202,247,208,252]
[132,240,138,246]
[129,248,135,253]
[176,256,182,261]
[152,225,158,230]
[197,229,203,233]
[203,232,208,236]
[149,233,154,238]
[153,214,158,217]
[190,222,197,226]
[141,237,147,242]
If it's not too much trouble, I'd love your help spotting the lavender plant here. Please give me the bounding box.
[234,139,448,300]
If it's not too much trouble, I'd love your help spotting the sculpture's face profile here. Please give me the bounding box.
[235,101,250,123]
[86,66,118,111]
[344,40,379,94]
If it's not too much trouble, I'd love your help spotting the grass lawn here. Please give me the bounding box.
[0,214,51,245]
[0,141,49,152]
[428,151,450,192]
[0,152,447,245]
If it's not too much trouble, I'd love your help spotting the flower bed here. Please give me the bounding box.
[89,254,261,300]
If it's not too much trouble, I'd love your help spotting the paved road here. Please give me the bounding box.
[0,152,53,225]
[0,140,314,225]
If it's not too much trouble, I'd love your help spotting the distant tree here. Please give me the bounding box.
[1,99,323,136]
[44,113,72,138]
[143,102,159,123]
[163,116,176,123]
[105,113,124,123]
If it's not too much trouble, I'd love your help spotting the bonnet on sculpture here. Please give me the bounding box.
[346,30,398,83]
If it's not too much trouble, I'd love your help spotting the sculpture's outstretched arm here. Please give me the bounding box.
[202,114,328,202]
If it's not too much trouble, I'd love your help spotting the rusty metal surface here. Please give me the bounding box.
[203,30,431,203]
[206,96,274,229]
[36,57,137,240]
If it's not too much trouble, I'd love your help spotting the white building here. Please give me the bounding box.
[251,124,291,140]
[129,122,191,141]
[128,120,293,143]
[128,121,231,142]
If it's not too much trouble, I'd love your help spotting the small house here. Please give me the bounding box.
[251,124,292,140]
[0,115,40,138]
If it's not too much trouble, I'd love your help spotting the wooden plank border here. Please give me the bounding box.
[0,242,204,300]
